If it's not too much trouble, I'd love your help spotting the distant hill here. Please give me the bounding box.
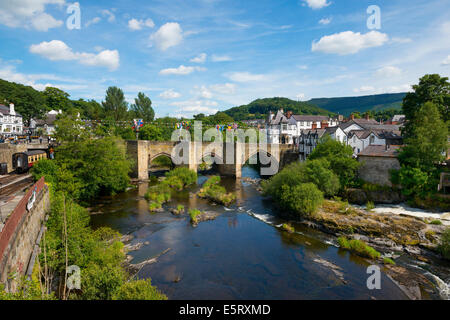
[223,97,334,121]
[307,93,406,116]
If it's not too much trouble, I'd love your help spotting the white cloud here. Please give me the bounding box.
[159,65,206,76]
[101,9,115,23]
[295,93,306,100]
[190,53,207,63]
[375,66,402,77]
[128,18,154,31]
[209,83,236,94]
[303,0,331,9]
[194,85,213,99]
[211,54,232,62]
[353,86,375,93]
[85,17,101,27]
[160,89,181,99]
[170,99,218,115]
[312,31,389,55]
[441,55,450,65]
[0,0,64,31]
[150,22,183,51]
[30,40,120,71]
[226,72,267,82]
[319,17,331,25]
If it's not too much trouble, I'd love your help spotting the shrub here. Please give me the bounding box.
[189,209,202,224]
[383,257,396,265]
[279,183,323,217]
[163,176,184,191]
[304,159,340,196]
[165,167,197,187]
[337,237,381,259]
[282,223,295,233]
[438,228,450,260]
[430,219,443,225]
[198,176,236,206]
[366,201,375,211]
[30,159,59,184]
[149,201,162,212]
[177,204,185,212]
[112,279,167,300]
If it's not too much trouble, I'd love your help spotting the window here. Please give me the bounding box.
[370,135,375,144]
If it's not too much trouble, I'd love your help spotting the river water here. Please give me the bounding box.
[90,166,409,300]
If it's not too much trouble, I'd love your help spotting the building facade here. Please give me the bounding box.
[0,103,23,135]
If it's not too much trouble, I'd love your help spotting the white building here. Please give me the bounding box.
[32,110,61,135]
[0,103,23,135]
[266,110,340,145]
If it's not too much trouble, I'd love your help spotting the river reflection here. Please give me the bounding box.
[90,166,408,300]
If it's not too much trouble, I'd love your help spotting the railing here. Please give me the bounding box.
[0,177,45,263]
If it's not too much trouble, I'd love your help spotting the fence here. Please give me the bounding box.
[0,177,45,264]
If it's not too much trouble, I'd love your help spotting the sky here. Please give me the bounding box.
[0,0,449,118]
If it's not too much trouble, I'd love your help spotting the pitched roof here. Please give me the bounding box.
[339,118,379,130]
[301,128,327,138]
[358,145,401,158]
[35,113,58,126]
[268,110,289,125]
[291,115,329,122]
[0,104,22,117]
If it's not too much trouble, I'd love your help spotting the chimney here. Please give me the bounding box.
[365,113,370,120]
[350,114,355,120]
[321,120,329,128]
[286,111,293,119]
[9,103,15,116]
[312,122,317,129]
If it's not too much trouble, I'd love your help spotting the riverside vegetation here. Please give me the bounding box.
[0,113,167,300]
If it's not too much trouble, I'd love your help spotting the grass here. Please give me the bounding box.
[149,201,162,213]
[366,201,375,211]
[189,209,202,224]
[429,219,443,225]
[177,204,185,212]
[383,257,396,265]
[337,236,381,260]
[198,176,236,206]
[282,223,295,233]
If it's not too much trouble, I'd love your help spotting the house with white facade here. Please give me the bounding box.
[32,110,61,135]
[0,103,23,135]
[266,109,340,145]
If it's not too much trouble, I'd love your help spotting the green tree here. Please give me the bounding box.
[402,74,450,138]
[139,124,164,141]
[280,183,323,217]
[102,86,129,122]
[43,87,71,112]
[130,92,154,123]
[304,159,340,197]
[308,135,360,188]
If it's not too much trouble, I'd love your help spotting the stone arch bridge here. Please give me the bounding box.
[126,140,299,180]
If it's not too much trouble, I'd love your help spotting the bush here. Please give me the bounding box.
[30,159,59,184]
[198,176,236,206]
[429,219,443,225]
[366,201,375,211]
[189,209,202,224]
[149,201,162,212]
[165,167,197,188]
[383,257,396,265]
[304,159,340,196]
[337,237,381,259]
[112,279,167,300]
[279,183,323,217]
[282,223,295,233]
[438,228,450,260]
[163,176,184,191]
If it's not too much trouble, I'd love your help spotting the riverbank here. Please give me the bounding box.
[252,176,450,299]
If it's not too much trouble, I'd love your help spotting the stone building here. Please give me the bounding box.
[357,145,401,186]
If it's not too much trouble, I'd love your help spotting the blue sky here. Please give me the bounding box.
[0,0,449,118]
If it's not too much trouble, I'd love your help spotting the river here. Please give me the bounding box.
[90,166,411,300]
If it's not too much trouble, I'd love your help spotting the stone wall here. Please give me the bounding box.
[0,179,50,292]
[358,155,400,187]
[0,144,27,173]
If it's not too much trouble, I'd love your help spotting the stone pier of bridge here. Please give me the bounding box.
[126,140,298,180]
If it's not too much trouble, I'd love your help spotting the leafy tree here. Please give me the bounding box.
[43,87,72,112]
[139,124,164,141]
[402,74,450,138]
[280,183,323,217]
[112,280,168,300]
[438,228,450,260]
[102,86,129,122]
[393,102,448,197]
[308,135,360,188]
[304,159,340,196]
[130,92,155,123]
